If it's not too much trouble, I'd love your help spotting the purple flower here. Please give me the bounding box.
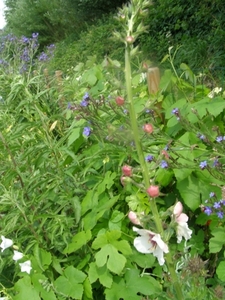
[38,52,48,62]
[83,127,91,137]
[160,160,168,169]
[216,136,223,142]
[199,161,207,170]
[32,33,39,39]
[204,206,212,216]
[213,202,221,209]
[217,211,224,219]
[199,134,205,140]
[145,155,154,162]
[83,92,90,101]
[21,36,29,43]
[213,159,219,167]
[80,99,89,107]
[171,108,179,115]
[209,192,215,198]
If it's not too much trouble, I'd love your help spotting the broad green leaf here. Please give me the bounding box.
[31,273,57,300]
[209,227,225,253]
[216,261,225,282]
[105,269,161,300]
[14,276,41,300]
[81,190,98,215]
[176,174,200,211]
[95,244,126,275]
[63,230,92,254]
[88,262,113,288]
[54,266,86,299]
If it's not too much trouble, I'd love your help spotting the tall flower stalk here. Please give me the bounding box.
[115,0,184,298]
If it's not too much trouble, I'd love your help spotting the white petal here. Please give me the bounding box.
[13,250,23,261]
[19,260,32,274]
[152,234,169,253]
[177,222,192,243]
[0,236,13,252]
[173,202,183,216]
[134,236,154,253]
[153,245,166,266]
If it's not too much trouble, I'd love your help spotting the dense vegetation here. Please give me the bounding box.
[0,0,225,299]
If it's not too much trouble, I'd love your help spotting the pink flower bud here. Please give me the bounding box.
[147,185,159,198]
[173,201,183,216]
[122,165,132,177]
[126,36,134,43]
[115,96,125,106]
[128,211,141,225]
[143,124,154,134]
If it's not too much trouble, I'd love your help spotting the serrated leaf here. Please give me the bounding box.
[14,276,41,300]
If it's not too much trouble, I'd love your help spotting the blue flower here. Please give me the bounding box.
[80,99,89,107]
[209,192,215,198]
[171,108,179,115]
[83,92,90,101]
[213,202,221,209]
[83,127,91,137]
[216,136,223,142]
[199,161,207,170]
[160,160,168,169]
[204,206,212,216]
[213,159,219,167]
[145,155,154,162]
[217,211,224,219]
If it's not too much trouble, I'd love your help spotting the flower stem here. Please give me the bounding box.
[125,45,184,300]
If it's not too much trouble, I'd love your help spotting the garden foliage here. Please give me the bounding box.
[0,0,225,299]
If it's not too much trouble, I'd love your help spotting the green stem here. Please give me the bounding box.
[125,46,184,300]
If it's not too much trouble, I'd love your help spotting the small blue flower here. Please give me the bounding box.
[83,92,90,101]
[216,136,223,142]
[199,161,207,170]
[145,155,154,162]
[83,127,91,137]
[213,202,221,209]
[209,192,215,198]
[204,206,212,216]
[123,109,128,114]
[171,108,179,115]
[217,211,224,219]
[80,99,89,107]
[213,159,219,167]
[199,134,205,140]
[160,160,168,169]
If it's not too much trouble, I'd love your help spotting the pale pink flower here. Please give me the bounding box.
[173,202,192,243]
[133,227,169,266]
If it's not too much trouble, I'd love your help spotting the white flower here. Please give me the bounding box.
[0,236,13,252]
[13,250,23,261]
[133,227,169,266]
[19,260,32,274]
[0,297,8,300]
[208,87,222,98]
[173,202,192,243]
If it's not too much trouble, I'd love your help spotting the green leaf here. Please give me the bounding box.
[31,273,57,300]
[14,276,41,300]
[33,244,52,271]
[63,230,92,254]
[209,227,225,253]
[95,244,126,275]
[105,269,161,300]
[176,174,200,211]
[54,266,86,299]
[88,262,113,288]
[216,261,225,282]
[68,128,81,147]
[83,277,93,299]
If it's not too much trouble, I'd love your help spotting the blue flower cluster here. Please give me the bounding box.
[204,192,225,219]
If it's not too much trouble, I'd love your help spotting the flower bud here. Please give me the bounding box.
[116,96,125,106]
[126,36,134,43]
[143,123,154,134]
[122,165,132,177]
[128,211,141,225]
[147,185,159,198]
